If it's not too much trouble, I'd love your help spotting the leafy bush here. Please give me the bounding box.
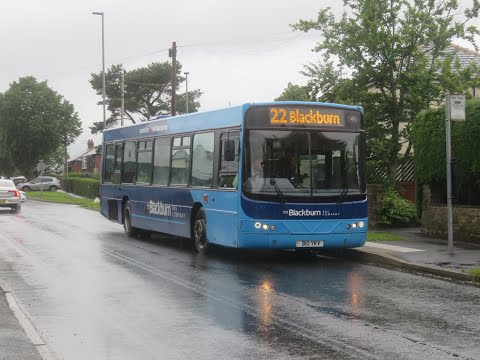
[377,190,418,227]
[413,98,480,204]
[63,177,100,199]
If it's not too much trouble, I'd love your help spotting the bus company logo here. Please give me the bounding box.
[283,209,340,217]
[139,124,168,135]
[147,201,185,219]
[347,114,359,124]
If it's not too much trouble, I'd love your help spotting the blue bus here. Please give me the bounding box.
[100,102,368,253]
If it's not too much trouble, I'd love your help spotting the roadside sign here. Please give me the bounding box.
[450,94,465,121]
[36,160,47,172]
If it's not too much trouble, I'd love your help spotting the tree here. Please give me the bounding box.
[0,77,82,177]
[293,0,480,186]
[275,82,313,101]
[89,62,202,134]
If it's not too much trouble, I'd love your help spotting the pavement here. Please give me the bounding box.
[0,227,479,360]
[347,227,480,283]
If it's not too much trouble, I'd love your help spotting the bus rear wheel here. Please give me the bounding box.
[123,201,138,237]
[193,208,209,254]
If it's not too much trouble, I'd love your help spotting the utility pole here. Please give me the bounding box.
[445,90,454,255]
[445,92,466,256]
[169,41,177,116]
[121,73,125,126]
[184,71,189,114]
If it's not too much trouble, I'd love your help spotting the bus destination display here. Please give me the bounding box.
[269,107,344,127]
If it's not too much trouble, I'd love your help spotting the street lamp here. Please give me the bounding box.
[184,72,189,114]
[92,11,106,131]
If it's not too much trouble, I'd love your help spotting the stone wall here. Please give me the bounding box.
[421,185,480,243]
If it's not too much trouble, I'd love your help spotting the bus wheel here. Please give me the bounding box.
[193,208,209,254]
[123,201,138,237]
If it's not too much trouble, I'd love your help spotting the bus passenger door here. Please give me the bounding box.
[206,131,240,248]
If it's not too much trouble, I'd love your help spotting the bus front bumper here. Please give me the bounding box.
[238,219,368,250]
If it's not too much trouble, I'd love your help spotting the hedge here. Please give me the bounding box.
[63,177,100,199]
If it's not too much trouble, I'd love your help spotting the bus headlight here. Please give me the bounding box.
[359,221,365,228]
[262,224,269,230]
[352,223,357,228]
[255,222,261,229]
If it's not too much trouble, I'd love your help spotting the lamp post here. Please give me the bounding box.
[92,11,106,131]
[184,72,189,114]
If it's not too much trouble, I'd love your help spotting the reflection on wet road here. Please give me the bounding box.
[0,203,479,360]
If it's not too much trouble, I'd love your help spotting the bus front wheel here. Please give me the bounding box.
[193,208,209,254]
[123,201,138,237]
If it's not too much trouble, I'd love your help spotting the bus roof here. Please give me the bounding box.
[102,101,363,142]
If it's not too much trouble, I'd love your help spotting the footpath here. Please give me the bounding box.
[347,227,480,283]
[1,226,479,359]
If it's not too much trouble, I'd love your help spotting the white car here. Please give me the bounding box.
[0,179,22,213]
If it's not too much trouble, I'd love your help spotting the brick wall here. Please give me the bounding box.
[421,185,480,243]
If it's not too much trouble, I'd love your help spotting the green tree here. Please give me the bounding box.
[89,62,202,134]
[293,0,480,186]
[275,82,312,101]
[0,77,82,177]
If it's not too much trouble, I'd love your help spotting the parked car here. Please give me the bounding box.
[11,176,27,186]
[18,176,61,192]
[20,191,27,203]
[0,179,22,212]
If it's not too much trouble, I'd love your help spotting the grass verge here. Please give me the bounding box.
[26,191,100,211]
[367,231,404,242]
[467,268,480,280]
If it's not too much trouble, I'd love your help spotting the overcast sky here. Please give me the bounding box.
[0,0,477,157]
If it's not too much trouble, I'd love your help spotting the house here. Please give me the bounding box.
[68,140,102,175]
[441,43,480,97]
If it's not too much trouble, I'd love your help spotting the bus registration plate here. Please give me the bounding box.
[296,240,324,248]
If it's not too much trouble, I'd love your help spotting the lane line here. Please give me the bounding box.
[5,291,57,360]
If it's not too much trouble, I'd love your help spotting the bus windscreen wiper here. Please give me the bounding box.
[337,151,351,204]
[270,177,286,203]
[336,186,349,204]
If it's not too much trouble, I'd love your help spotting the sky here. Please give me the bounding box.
[0,0,478,158]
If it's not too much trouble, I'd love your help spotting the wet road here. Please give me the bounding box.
[0,201,479,360]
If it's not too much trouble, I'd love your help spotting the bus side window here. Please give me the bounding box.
[191,132,214,187]
[136,141,153,184]
[103,144,115,182]
[122,141,137,183]
[153,137,170,185]
[113,143,123,184]
[218,132,239,189]
[170,136,190,185]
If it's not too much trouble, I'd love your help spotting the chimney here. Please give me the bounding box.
[87,139,94,150]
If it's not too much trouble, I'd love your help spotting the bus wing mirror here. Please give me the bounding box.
[224,140,236,161]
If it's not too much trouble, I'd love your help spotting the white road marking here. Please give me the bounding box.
[5,291,57,360]
[365,242,426,253]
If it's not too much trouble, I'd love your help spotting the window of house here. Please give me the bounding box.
[122,141,137,183]
[153,137,171,185]
[191,132,214,187]
[82,157,88,170]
